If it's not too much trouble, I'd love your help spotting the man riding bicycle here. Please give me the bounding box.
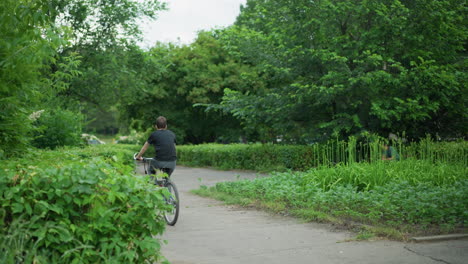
[135,116,177,176]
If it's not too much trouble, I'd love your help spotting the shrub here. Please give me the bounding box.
[0,146,168,263]
[32,109,84,149]
[177,140,467,171]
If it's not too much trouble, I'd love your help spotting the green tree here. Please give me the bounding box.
[48,0,166,48]
[123,31,265,143]
[210,0,467,142]
[48,0,167,134]
[0,0,68,157]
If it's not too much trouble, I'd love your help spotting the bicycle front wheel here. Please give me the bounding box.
[163,180,179,226]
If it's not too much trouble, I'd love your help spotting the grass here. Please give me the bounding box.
[290,208,340,223]
[192,159,468,241]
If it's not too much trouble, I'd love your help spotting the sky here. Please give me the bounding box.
[138,0,247,48]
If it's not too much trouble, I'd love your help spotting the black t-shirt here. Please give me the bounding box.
[147,130,177,161]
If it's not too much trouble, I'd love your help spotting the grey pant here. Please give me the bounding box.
[149,159,176,176]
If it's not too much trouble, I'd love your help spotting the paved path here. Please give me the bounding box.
[138,165,467,264]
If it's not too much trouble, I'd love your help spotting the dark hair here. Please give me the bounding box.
[154,116,167,129]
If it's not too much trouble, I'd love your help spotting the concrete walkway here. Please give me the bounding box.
[138,165,467,264]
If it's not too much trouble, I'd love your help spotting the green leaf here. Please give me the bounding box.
[25,202,32,215]
[12,202,24,213]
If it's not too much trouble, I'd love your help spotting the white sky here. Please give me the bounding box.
[139,0,247,47]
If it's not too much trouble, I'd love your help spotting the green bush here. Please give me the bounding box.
[64,144,141,166]
[177,143,309,172]
[32,109,84,149]
[177,140,468,171]
[0,146,168,263]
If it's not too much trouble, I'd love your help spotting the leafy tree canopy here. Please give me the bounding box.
[49,0,167,134]
[204,0,467,142]
[122,32,267,143]
[0,0,69,156]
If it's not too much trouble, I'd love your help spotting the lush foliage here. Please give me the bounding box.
[0,0,67,157]
[177,138,467,172]
[198,0,467,142]
[32,109,84,149]
[196,160,468,237]
[0,145,168,263]
[50,0,167,136]
[0,0,166,157]
[5,0,464,147]
[187,137,467,238]
[115,0,466,143]
[3,0,464,150]
[121,33,263,143]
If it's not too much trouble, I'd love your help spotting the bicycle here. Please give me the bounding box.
[134,153,179,226]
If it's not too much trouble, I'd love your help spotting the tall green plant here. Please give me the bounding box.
[0,0,66,157]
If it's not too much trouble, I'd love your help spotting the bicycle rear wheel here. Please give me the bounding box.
[163,180,179,226]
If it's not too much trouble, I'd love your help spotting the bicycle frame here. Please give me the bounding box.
[134,153,180,226]
[140,157,171,186]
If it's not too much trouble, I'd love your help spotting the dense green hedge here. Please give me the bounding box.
[0,145,168,264]
[177,140,467,171]
[177,143,310,171]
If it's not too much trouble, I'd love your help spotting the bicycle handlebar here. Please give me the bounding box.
[133,153,154,162]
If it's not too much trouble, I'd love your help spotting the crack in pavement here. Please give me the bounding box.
[404,246,452,264]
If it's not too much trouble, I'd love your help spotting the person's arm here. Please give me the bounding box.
[388,147,398,161]
[136,141,150,160]
[381,151,388,160]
